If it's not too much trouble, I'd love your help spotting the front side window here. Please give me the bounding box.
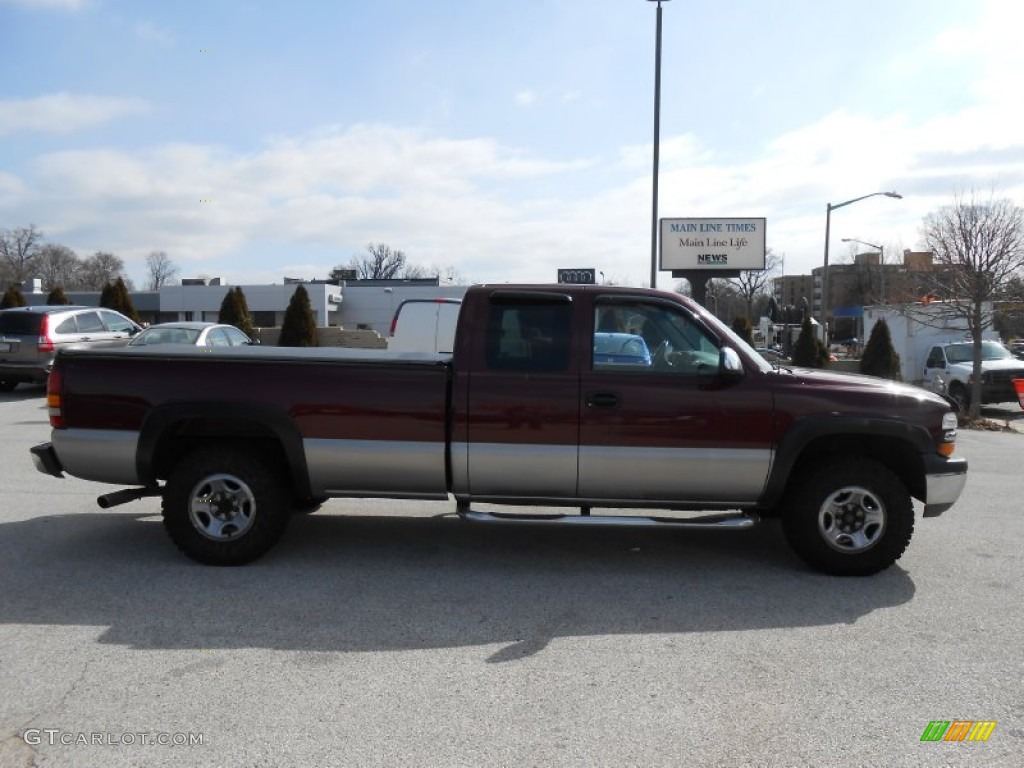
[99,310,136,333]
[593,301,719,374]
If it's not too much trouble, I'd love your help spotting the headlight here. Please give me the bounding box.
[939,411,958,456]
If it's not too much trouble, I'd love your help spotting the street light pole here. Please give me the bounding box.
[647,0,670,290]
[821,191,901,334]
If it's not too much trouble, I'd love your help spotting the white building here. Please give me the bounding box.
[158,281,343,328]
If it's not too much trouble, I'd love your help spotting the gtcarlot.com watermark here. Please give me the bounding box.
[23,729,204,747]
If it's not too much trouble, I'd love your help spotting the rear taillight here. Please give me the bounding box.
[47,367,65,429]
[37,315,54,353]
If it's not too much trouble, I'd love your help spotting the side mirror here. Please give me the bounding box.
[720,347,744,379]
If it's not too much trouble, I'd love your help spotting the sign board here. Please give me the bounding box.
[660,218,766,271]
[557,268,596,284]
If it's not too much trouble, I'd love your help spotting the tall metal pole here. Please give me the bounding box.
[649,0,667,290]
[822,203,833,326]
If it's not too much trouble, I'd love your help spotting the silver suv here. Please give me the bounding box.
[0,305,142,391]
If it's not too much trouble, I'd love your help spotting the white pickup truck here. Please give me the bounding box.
[922,340,1024,410]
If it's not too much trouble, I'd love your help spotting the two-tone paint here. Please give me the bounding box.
[34,285,967,518]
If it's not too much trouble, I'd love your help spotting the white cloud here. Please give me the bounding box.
[0,93,150,137]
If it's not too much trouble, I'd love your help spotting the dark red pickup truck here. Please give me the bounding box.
[31,284,967,575]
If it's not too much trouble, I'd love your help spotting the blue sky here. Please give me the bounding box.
[1,0,1021,289]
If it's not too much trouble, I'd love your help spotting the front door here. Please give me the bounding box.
[578,297,773,505]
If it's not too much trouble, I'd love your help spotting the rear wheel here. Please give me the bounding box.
[162,447,290,565]
[782,457,913,576]
[0,380,16,392]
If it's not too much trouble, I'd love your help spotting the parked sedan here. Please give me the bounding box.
[128,322,255,347]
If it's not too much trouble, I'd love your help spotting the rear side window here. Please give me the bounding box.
[484,301,571,372]
[74,311,105,333]
[54,315,79,334]
[0,312,43,335]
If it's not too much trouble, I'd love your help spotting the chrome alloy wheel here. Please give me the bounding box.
[818,486,886,553]
[188,473,257,542]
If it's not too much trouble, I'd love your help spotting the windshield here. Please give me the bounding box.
[945,341,1012,364]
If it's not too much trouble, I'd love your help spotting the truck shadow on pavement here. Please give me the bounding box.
[0,508,915,662]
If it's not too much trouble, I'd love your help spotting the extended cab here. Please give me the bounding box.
[30,285,967,576]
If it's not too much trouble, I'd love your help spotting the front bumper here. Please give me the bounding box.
[921,455,968,517]
[31,442,65,478]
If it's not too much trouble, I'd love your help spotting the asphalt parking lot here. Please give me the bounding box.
[0,386,1022,767]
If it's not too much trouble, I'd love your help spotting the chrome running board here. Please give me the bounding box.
[460,510,759,529]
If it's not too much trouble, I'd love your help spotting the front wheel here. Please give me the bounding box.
[948,382,970,412]
[162,447,290,565]
[782,458,913,576]
[0,380,16,392]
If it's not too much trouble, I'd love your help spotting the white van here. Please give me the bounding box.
[388,298,462,354]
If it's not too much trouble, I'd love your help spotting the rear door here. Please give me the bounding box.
[578,296,773,505]
[460,291,580,499]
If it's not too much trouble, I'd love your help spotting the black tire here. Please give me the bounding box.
[0,380,17,392]
[782,457,914,576]
[162,447,290,565]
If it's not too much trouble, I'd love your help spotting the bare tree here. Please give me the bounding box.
[0,224,43,284]
[35,244,82,290]
[427,263,468,284]
[79,251,130,291]
[726,249,781,320]
[145,250,179,289]
[919,191,1024,418]
[400,262,432,280]
[349,243,407,280]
